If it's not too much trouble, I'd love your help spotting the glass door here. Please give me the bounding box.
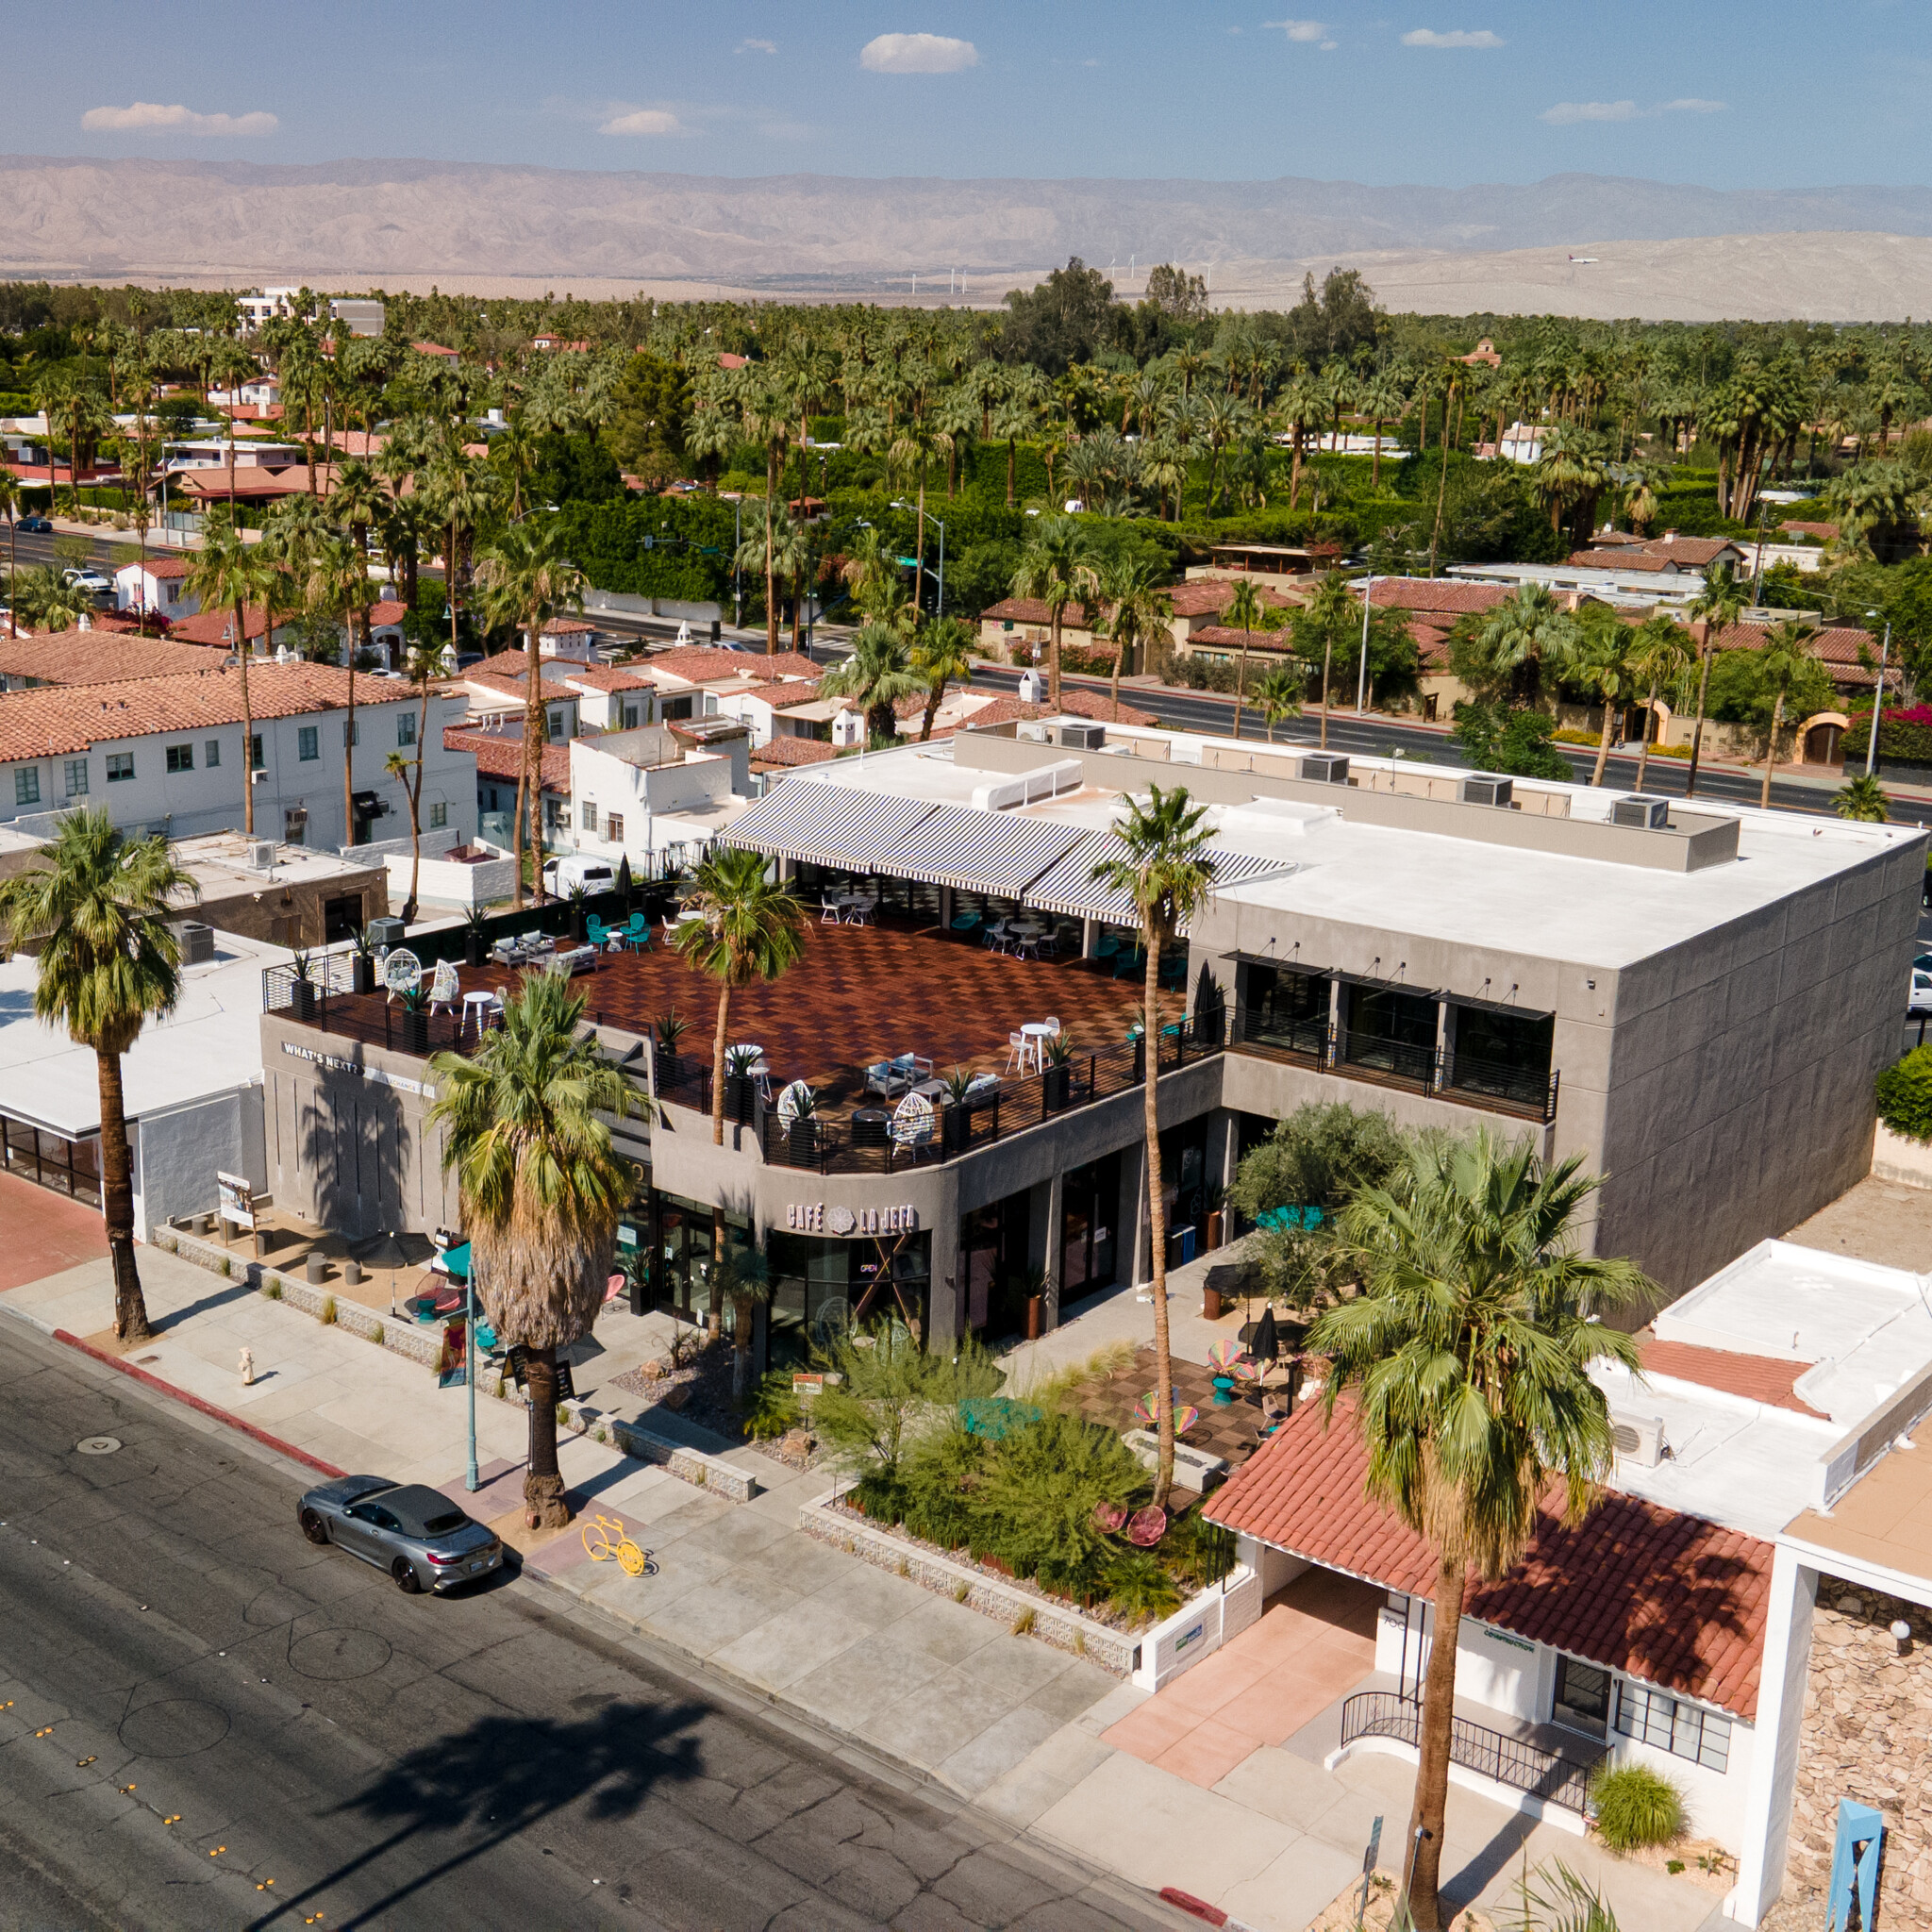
[1552,1656,1611,1740]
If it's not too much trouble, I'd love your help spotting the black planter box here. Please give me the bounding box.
[1042,1065,1072,1111]
[465,930,488,967]
[351,955,376,996]
[291,982,318,1023]
[402,1008,429,1055]
[569,907,588,941]
[725,1074,756,1125]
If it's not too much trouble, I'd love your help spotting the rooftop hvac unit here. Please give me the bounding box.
[1459,773,1514,808]
[365,915,407,950]
[176,921,214,966]
[1056,720,1107,750]
[245,840,275,870]
[1298,752,1350,784]
[1611,794,1671,830]
[1611,1413,1668,1468]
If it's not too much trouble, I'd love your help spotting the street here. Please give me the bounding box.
[0,1318,1171,1932]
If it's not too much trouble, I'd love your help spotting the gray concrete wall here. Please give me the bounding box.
[133,1084,266,1241]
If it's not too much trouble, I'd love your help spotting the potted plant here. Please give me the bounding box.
[785,1083,819,1165]
[1041,1031,1074,1111]
[400,984,429,1055]
[617,852,634,910]
[289,948,318,1023]
[941,1063,976,1153]
[567,882,589,942]
[724,1043,759,1125]
[349,924,377,996]
[655,1009,686,1078]
[1126,1019,1146,1085]
[462,903,491,968]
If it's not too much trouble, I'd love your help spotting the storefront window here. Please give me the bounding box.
[767,1230,933,1365]
[651,1191,746,1327]
[959,1189,1034,1339]
[1,1115,101,1208]
[1061,1152,1120,1304]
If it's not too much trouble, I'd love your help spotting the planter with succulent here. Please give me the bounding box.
[289,948,318,1023]
[655,1009,686,1082]
[350,924,377,995]
[941,1063,977,1152]
[400,984,429,1055]
[567,882,589,942]
[785,1083,819,1165]
[1041,1032,1074,1111]
[462,903,491,967]
[724,1043,760,1125]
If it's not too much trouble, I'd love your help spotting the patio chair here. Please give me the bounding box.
[1113,946,1145,980]
[890,1091,936,1152]
[382,948,423,1002]
[625,912,650,948]
[585,915,617,951]
[1093,931,1120,961]
[983,922,1009,954]
[821,896,844,924]
[865,1059,912,1101]
[1005,1032,1029,1073]
[891,1051,934,1085]
[963,1071,1000,1104]
[425,958,460,1016]
[1042,1015,1061,1037]
[843,895,874,926]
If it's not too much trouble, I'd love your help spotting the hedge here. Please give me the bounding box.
[1844,708,1932,764]
[1876,1047,1932,1142]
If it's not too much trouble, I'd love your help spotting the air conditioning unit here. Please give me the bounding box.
[1459,773,1514,808]
[1611,794,1671,830]
[1298,752,1350,784]
[1057,720,1106,750]
[175,921,214,966]
[250,767,270,785]
[1611,1413,1668,1468]
[245,840,275,870]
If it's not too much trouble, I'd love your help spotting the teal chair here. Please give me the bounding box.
[586,914,615,949]
[625,912,651,948]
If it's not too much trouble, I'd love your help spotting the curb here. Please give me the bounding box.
[45,1325,348,1479]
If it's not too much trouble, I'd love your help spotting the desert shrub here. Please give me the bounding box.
[1589,1762,1685,1853]
[849,1468,908,1524]
[968,1409,1145,1598]
[1103,1550,1183,1624]
[811,1324,1003,1481]
[900,1421,988,1549]
[1877,1046,1932,1142]
[742,1371,802,1441]
[319,1295,337,1325]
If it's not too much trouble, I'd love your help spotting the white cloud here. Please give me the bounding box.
[1401,27,1504,47]
[859,32,978,74]
[599,108,685,136]
[1541,96,1726,125]
[82,101,277,136]
[737,37,777,55]
[1264,19,1328,42]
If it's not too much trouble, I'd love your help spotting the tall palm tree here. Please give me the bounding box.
[889,414,954,609]
[427,972,644,1530]
[1009,515,1094,712]
[1559,619,1638,787]
[1683,562,1747,799]
[910,616,974,741]
[1470,582,1578,710]
[1357,370,1408,491]
[383,643,441,922]
[1308,1130,1648,1930]
[0,813,196,1341]
[821,621,925,746]
[735,508,813,653]
[475,520,587,909]
[0,466,21,638]
[1757,621,1820,808]
[1091,786,1216,1508]
[1626,615,1695,791]
[1256,661,1302,741]
[1290,571,1360,750]
[186,506,275,834]
[1095,558,1174,719]
[990,393,1034,508]
[1222,578,1268,740]
[675,846,808,1150]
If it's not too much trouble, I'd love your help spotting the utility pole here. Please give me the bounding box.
[1355,575,1377,714]
[1866,609,1892,778]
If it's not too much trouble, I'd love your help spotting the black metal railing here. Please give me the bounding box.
[658,1012,1224,1174]
[1340,1692,1603,1815]
[1228,1007,1559,1124]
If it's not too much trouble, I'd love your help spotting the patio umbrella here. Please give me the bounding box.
[1253,1305,1280,1367]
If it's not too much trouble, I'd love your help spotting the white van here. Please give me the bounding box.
[541,856,617,896]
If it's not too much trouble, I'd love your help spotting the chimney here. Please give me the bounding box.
[1662,529,1677,543]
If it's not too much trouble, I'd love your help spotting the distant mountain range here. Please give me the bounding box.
[5,156,1932,318]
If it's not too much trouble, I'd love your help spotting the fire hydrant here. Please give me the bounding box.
[239,1346,255,1387]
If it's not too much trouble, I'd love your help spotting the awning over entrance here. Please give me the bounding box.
[1024,834,1295,926]
[873,804,1090,897]
[720,783,938,870]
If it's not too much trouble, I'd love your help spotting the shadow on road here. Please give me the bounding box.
[247,1696,708,1929]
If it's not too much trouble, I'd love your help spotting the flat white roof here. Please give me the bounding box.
[0,929,289,1140]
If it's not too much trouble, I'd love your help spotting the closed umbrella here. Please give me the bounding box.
[1253,1304,1280,1367]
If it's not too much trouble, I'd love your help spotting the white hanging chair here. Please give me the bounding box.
[776,1079,814,1124]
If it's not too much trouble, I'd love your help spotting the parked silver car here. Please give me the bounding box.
[297,1474,503,1593]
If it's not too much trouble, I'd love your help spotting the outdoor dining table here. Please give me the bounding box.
[1019,1021,1056,1071]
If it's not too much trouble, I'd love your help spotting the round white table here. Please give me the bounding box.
[460,990,500,1041]
[1020,1021,1056,1071]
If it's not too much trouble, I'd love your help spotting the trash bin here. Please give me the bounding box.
[1168,1225,1196,1268]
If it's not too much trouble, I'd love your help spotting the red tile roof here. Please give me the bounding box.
[1648,535,1741,566]
[368,600,408,627]
[979,597,1097,630]
[0,629,229,687]
[169,604,277,647]
[750,736,837,768]
[542,616,597,635]
[1166,580,1297,619]
[119,556,193,580]
[0,661,373,761]
[950,690,1158,733]
[469,649,595,682]
[1639,1340,1828,1420]
[641,646,822,687]
[1706,623,1883,688]
[1567,549,1688,575]
[1205,1396,1773,1719]
[1366,579,1512,616]
[442,724,569,790]
[1780,521,1839,542]
[561,664,652,692]
[1188,625,1296,653]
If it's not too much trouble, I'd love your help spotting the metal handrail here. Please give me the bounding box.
[1340,1690,1602,1814]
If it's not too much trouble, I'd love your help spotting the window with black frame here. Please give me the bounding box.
[1241,963,1331,1060]
[1444,1005,1555,1108]
[1341,982,1439,1083]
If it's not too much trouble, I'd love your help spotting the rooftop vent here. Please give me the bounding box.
[1459,773,1514,808]
[1298,751,1350,784]
[176,920,214,966]
[1610,1413,1668,1468]
[1056,719,1106,751]
[1611,794,1671,830]
[245,840,275,870]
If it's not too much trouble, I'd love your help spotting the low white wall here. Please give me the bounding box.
[379,848,516,908]
[1132,1566,1263,1691]
[1874,1120,1932,1189]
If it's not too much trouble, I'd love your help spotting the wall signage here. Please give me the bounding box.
[281,1039,436,1098]
[785,1202,919,1236]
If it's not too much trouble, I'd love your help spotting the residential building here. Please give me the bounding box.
[0,660,476,853]
[566,724,748,873]
[977,597,1102,664]
[446,721,571,847]
[114,557,202,620]
[1448,558,1707,610]
[1187,541,1331,587]
[0,629,228,692]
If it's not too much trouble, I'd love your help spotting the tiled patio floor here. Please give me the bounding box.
[1102,1569,1381,1789]
[1065,1341,1288,1480]
[0,1170,108,1291]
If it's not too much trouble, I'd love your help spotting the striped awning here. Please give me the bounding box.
[873,804,1091,897]
[719,782,938,870]
[1024,834,1296,927]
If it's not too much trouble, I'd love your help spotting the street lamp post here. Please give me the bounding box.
[1866,608,1892,779]
[1355,574,1378,715]
[463,1261,480,1492]
[891,501,946,618]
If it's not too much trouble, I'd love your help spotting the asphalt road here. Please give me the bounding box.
[0,1319,1172,1932]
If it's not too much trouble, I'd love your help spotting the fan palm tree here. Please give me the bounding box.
[675,846,808,1150]
[1224,577,1268,740]
[1307,1130,1649,1930]
[186,507,275,834]
[1559,619,1638,787]
[735,507,813,653]
[1683,562,1747,799]
[1357,370,1408,491]
[1470,582,1578,710]
[1835,773,1890,822]
[1757,621,1820,808]
[910,616,974,741]
[426,972,644,1530]
[1094,558,1174,719]
[1290,571,1361,750]
[475,519,587,908]
[1091,786,1216,1508]
[382,643,442,921]
[821,621,924,747]
[1009,514,1094,713]
[1256,661,1303,741]
[990,393,1035,508]
[0,813,196,1341]
[1626,615,1695,791]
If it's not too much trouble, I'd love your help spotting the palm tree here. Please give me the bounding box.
[186,506,275,834]
[1470,582,1578,710]
[0,466,21,638]
[736,508,813,653]
[990,393,1035,508]
[1224,578,1267,741]
[1684,562,1746,799]
[1090,786,1216,1508]
[427,972,644,1530]
[821,621,925,747]
[1757,621,1820,808]
[1290,571,1360,750]
[1357,370,1408,491]
[1626,615,1694,791]
[383,643,441,921]
[1559,620,1638,787]
[1835,773,1890,822]
[0,813,196,1341]
[1094,558,1174,719]
[1009,515,1094,712]
[1256,661,1303,741]
[910,616,974,741]
[475,520,587,908]
[889,415,953,611]
[1307,1130,1649,1930]
[675,846,808,1150]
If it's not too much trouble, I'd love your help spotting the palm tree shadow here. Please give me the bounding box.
[246,1697,707,1930]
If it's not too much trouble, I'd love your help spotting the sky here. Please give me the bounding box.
[19,1,1932,192]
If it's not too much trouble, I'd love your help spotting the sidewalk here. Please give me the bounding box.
[1,1238,1722,1931]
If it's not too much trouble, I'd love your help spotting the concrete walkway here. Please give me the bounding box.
[1,1240,1726,1931]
